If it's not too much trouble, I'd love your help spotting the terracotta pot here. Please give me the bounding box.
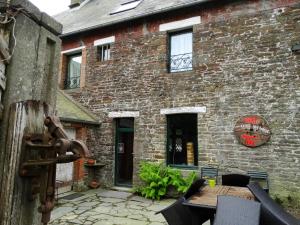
[87,159,95,165]
[89,180,99,189]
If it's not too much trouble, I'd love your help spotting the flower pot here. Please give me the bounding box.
[89,180,100,189]
[87,159,95,165]
[166,185,181,198]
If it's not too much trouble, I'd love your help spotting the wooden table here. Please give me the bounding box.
[183,185,255,209]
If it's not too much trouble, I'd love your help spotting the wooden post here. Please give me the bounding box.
[0,1,62,224]
[1,101,50,225]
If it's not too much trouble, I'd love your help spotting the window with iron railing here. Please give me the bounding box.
[169,30,193,73]
[65,54,82,89]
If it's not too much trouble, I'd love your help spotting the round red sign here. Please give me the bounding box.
[234,115,271,148]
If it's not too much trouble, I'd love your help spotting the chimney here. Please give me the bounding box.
[69,0,84,9]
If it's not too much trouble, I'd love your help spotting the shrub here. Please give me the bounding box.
[135,161,197,200]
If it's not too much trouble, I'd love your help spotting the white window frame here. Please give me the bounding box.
[94,36,115,62]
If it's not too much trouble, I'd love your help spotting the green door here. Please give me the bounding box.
[115,118,134,187]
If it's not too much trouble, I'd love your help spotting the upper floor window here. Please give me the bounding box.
[65,54,82,89]
[97,44,111,61]
[169,30,193,73]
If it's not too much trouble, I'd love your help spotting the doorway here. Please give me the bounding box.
[115,118,134,187]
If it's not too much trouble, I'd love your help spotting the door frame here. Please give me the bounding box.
[114,119,134,187]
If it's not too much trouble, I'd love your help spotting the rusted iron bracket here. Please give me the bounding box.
[19,116,89,225]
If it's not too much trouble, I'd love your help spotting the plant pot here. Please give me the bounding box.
[166,185,181,198]
[87,159,95,165]
[89,180,100,189]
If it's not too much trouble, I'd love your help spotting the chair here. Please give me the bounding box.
[183,178,214,224]
[222,174,250,187]
[213,195,261,225]
[248,183,300,225]
[184,178,205,199]
[155,197,193,225]
[201,167,218,183]
[247,171,269,193]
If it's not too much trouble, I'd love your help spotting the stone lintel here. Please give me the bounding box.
[94,36,115,46]
[108,111,140,118]
[61,46,85,55]
[160,106,206,115]
[159,16,201,32]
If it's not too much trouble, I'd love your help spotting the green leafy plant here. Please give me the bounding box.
[135,161,197,200]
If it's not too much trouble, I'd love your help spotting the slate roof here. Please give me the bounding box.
[55,0,211,36]
[56,90,100,125]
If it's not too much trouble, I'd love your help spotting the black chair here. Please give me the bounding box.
[155,197,193,225]
[222,173,250,187]
[184,178,205,199]
[247,171,269,193]
[201,167,218,183]
[183,178,214,225]
[213,195,261,225]
[248,183,300,225]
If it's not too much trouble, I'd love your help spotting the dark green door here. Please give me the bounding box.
[115,118,134,187]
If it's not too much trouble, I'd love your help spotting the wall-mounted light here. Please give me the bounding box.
[291,43,300,52]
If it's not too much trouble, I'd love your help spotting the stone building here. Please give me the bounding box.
[56,90,100,192]
[55,0,300,198]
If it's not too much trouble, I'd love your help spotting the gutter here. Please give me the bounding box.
[60,0,213,37]
[59,117,101,126]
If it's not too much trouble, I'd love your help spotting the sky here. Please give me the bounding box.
[29,0,70,16]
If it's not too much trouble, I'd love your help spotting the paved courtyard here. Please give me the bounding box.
[50,188,176,225]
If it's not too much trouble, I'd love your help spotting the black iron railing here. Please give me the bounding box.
[170,53,192,72]
[64,76,80,89]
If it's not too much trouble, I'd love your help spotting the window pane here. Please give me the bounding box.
[167,114,198,166]
[171,32,192,56]
[170,31,193,72]
[98,45,111,61]
[65,54,81,89]
[118,118,134,129]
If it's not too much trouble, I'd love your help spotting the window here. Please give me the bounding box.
[169,30,193,73]
[167,114,198,166]
[110,0,142,15]
[97,44,111,61]
[65,54,82,89]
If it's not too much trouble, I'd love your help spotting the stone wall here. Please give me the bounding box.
[61,0,300,196]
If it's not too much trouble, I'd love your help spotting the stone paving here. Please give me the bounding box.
[49,188,176,225]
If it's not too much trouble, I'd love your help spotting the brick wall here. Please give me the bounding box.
[61,0,300,196]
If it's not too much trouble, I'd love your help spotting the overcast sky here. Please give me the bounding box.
[29,0,70,16]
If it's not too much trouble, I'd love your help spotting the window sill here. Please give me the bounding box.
[63,87,82,93]
[167,70,194,75]
[167,164,198,170]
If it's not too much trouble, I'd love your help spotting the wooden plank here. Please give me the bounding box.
[0,34,10,64]
[0,61,6,118]
[187,185,255,208]
[1,101,50,225]
[0,63,6,90]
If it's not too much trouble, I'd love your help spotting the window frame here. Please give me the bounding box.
[64,53,82,90]
[168,29,193,73]
[97,44,111,62]
[166,113,198,168]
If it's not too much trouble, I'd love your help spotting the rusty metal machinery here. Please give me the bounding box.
[19,116,89,225]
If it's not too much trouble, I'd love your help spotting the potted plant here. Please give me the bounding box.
[87,158,96,165]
